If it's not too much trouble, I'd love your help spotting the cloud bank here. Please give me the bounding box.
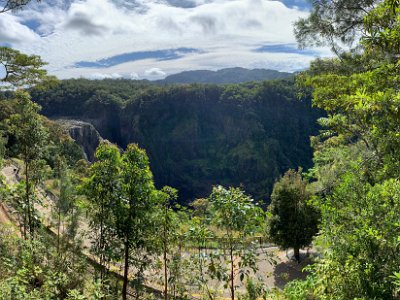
[1,0,331,79]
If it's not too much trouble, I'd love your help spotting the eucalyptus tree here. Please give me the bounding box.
[116,143,156,300]
[208,186,264,300]
[83,142,121,288]
[6,91,49,239]
[53,156,82,263]
[186,216,214,299]
[157,187,177,300]
[153,186,189,300]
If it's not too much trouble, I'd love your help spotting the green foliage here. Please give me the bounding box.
[268,169,319,262]
[6,91,49,165]
[208,186,265,300]
[363,0,400,58]
[82,142,120,286]
[306,176,400,299]
[294,0,377,53]
[0,0,42,13]
[239,278,268,300]
[0,227,88,300]
[117,143,156,248]
[274,276,316,300]
[0,47,48,88]
[52,158,82,269]
[117,143,157,299]
[210,186,263,235]
[287,0,400,298]
[185,216,215,299]
[153,186,182,299]
[5,91,49,238]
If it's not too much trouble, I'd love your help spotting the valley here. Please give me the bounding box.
[31,79,320,203]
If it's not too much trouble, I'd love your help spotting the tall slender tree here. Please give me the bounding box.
[83,142,120,288]
[155,186,180,300]
[209,186,264,300]
[116,143,156,300]
[7,91,49,239]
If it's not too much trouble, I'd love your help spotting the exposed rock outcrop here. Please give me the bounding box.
[56,119,102,162]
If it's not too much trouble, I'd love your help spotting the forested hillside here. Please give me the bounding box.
[156,67,293,84]
[31,79,320,202]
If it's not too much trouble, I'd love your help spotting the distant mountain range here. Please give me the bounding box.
[155,67,294,84]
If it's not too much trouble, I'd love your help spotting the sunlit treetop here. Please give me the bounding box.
[294,0,378,54]
[0,47,50,89]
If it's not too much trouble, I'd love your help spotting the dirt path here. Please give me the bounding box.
[0,166,21,235]
[0,203,12,225]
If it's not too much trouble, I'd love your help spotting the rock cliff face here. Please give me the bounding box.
[56,119,102,162]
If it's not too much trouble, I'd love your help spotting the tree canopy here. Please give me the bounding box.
[268,169,319,262]
[0,0,41,13]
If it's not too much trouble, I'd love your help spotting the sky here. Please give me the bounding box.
[0,0,332,80]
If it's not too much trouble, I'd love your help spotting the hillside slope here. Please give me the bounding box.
[157,67,293,84]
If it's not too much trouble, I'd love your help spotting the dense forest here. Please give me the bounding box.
[30,79,320,202]
[1,0,400,299]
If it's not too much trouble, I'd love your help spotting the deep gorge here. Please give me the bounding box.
[32,78,321,203]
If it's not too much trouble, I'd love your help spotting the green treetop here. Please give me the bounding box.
[6,91,49,239]
[0,47,48,88]
[117,143,157,300]
[268,169,319,262]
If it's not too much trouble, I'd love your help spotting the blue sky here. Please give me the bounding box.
[0,0,330,80]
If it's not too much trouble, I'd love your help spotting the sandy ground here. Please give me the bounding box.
[0,203,12,225]
[0,166,21,235]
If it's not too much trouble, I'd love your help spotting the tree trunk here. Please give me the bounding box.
[122,239,129,300]
[230,245,234,300]
[294,247,300,263]
[99,204,105,285]
[25,162,33,239]
[164,246,168,300]
[57,207,61,256]
[22,206,27,240]
[163,205,168,300]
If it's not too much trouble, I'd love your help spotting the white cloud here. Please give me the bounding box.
[4,0,333,79]
[145,68,166,78]
[16,1,68,36]
[0,13,39,44]
[62,0,129,36]
[88,72,123,80]
[130,72,140,80]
